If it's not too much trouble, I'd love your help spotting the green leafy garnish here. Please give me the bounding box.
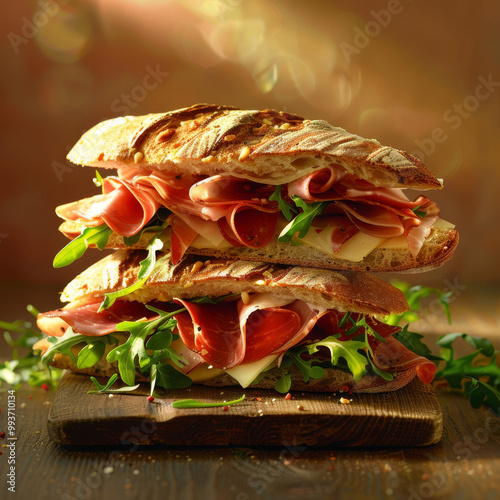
[106,306,188,387]
[278,197,328,242]
[386,283,500,412]
[53,225,112,268]
[172,394,245,408]
[0,307,61,389]
[100,228,167,310]
[306,337,368,382]
[385,281,452,326]
[93,170,104,191]
[87,373,140,394]
[412,205,427,218]
[275,366,292,394]
[269,185,298,221]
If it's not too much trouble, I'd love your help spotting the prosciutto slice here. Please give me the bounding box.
[366,317,436,384]
[284,166,346,201]
[406,196,440,257]
[37,300,163,337]
[37,294,436,389]
[335,200,405,238]
[169,214,199,264]
[174,294,323,369]
[56,177,161,237]
[189,174,276,206]
[222,204,280,248]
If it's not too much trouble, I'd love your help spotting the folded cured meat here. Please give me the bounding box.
[55,104,458,273]
[35,251,436,393]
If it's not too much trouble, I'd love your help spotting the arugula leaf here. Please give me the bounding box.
[87,373,141,394]
[53,225,112,268]
[286,351,325,383]
[385,282,452,326]
[306,336,368,381]
[172,394,245,408]
[93,170,104,191]
[0,307,61,390]
[274,367,292,394]
[278,197,328,242]
[412,205,427,218]
[77,341,106,369]
[269,185,298,221]
[464,379,500,412]
[106,307,186,386]
[100,228,167,310]
[437,333,494,357]
[155,364,192,389]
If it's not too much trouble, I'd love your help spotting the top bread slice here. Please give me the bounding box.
[67,103,442,189]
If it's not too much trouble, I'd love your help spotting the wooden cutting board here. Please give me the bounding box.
[48,373,443,447]
[48,372,442,447]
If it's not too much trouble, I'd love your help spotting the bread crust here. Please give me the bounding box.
[59,249,409,316]
[58,221,458,274]
[67,104,442,190]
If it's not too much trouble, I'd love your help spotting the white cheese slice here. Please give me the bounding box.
[377,234,408,249]
[297,226,386,262]
[176,215,228,247]
[190,234,233,251]
[187,364,225,382]
[224,354,278,388]
[433,218,455,229]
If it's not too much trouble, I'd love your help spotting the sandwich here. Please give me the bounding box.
[33,104,455,396]
[34,250,436,393]
[54,103,458,275]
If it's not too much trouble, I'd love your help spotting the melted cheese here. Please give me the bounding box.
[297,226,386,262]
[187,364,225,382]
[225,355,278,388]
[190,234,233,251]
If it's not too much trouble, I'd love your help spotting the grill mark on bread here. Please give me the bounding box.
[60,250,409,316]
[67,104,442,189]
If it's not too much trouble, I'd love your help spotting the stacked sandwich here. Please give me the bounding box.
[35,104,458,394]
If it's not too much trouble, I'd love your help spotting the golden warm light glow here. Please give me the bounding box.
[2,0,499,287]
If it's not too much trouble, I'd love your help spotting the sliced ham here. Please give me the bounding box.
[37,300,163,337]
[173,299,246,369]
[189,174,276,206]
[56,177,161,237]
[174,294,324,369]
[225,204,280,247]
[37,294,436,388]
[335,200,405,238]
[406,196,440,257]
[217,204,280,248]
[286,165,346,201]
[366,317,436,385]
[169,214,199,264]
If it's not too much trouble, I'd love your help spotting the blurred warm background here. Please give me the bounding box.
[1,0,499,321]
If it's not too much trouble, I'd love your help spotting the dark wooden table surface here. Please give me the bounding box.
[1,282,499,500]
